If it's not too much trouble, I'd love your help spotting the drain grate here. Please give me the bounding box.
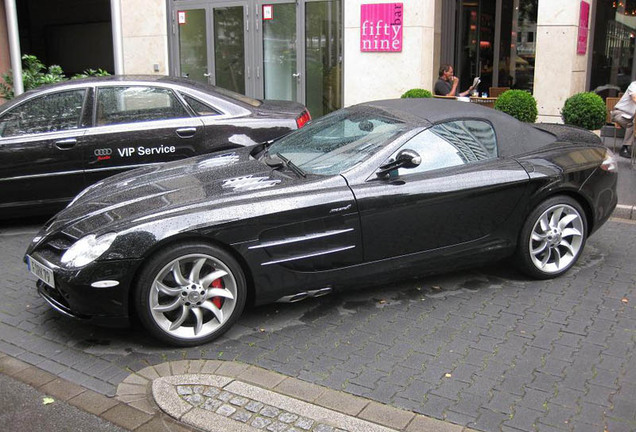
[177,383,344,431]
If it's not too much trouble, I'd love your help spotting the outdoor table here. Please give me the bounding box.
[469,96,498,108]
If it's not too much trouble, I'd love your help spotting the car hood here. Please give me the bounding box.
[40,147,311,240]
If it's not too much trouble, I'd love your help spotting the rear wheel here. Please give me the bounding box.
[135,242,246,346]
[515,196,587,279]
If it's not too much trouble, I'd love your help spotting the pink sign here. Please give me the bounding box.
[360,3,403,52]
[577,1,590,55]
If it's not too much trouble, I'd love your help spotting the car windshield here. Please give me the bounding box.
[267,107,408,175]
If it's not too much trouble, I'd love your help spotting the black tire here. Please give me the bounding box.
[514,196,587,279]
[134,242,246,346]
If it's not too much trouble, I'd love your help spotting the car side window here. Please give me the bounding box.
[95,86,189,126]
[389,120,498,176]
[0,89,86,138]
[181,94,221,116]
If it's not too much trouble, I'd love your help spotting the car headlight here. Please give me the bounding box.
[61,233,117,268]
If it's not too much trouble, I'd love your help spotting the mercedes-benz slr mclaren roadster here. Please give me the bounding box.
[25,99,618,346]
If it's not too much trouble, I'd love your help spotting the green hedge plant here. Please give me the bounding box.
[561,92,606,130]
[493,89,538,123]
[401,88,433,98]
[1,54,110,100]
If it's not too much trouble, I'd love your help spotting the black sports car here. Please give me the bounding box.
[25,99,618,346]
[0,75,310,218]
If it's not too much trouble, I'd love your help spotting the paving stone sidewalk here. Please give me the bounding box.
[1,219,635,432]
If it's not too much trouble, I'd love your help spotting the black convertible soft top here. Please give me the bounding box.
[361,98,558,157]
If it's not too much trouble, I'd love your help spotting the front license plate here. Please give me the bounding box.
[27,255,55,289]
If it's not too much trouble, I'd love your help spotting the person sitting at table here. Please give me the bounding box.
[434,65,476,97]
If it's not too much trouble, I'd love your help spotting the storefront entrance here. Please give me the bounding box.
[170,0,342,117]
[444,0,537,95]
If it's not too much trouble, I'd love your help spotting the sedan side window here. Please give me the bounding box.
[388,120,498,176]
[181,94,221,116]
[0,90,86,138]
[95,86,189,126]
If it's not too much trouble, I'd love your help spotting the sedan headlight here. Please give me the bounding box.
[61,233,117,268]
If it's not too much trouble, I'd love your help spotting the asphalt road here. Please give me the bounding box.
[0,373,127,432]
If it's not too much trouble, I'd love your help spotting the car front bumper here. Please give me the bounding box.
[29,255,143,327]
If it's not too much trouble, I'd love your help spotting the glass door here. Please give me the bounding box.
[213,5,247,94]
[257,0,342,117]
[457,0,495,93]
[173,3,250,94]
[176,7,209,83]
[305,0,342,117]
[172,0,344,117]
[260,1,299,101]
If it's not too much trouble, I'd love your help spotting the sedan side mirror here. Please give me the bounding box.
[377,149,422,178]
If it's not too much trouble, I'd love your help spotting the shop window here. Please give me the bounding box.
[590,1,636,98]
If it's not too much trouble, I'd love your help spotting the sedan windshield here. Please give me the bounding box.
[268,107,409,175]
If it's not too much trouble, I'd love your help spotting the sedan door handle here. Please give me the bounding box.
[55,138,77,149]
[176,127,197,138]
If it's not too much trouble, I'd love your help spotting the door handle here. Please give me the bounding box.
[176,127,197,138]
[55,138,77,149]
[292,73,301,77]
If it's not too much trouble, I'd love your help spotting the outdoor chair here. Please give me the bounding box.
[489,87,510,98]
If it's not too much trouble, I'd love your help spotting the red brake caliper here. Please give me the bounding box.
[211,278,223,309]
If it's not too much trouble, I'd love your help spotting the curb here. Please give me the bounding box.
[612,204,636,221]
[118,360,477,432]
[0,353,195,432]
[1,353,477,432]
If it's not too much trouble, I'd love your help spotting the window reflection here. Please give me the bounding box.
[306,1,342,118]
[96,87,189,126]
[0,90,85,137]
[590,1,636,99]
[498,0,537,92]
[390,120,497,176]
[456,0,537,92]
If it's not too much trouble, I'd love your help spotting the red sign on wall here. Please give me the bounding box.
[360,3,403,52]
[577,1,590,55]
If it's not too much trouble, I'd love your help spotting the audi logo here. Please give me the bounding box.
[94,148,113,156]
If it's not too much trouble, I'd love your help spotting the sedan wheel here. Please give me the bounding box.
[515,196,587,279]
[135,243,246,346]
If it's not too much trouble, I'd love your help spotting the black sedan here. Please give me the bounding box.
[0,75,310,218]
[25,99,618,346]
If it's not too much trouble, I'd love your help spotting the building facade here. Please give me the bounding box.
[2,0,635,123]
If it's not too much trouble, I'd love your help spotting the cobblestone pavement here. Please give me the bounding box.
[1,219,635,432]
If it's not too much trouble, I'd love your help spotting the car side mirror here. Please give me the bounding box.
[377,149,422,178]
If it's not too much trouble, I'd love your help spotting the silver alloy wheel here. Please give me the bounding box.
[528,203,584,274]
[149,253,237,340]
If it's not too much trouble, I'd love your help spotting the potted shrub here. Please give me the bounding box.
[561,92,606,130]
[493,89,538,122]
[1,54,109,100]
[401,88,433,98]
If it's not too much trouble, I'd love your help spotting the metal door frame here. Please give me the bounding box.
[169,0,342,108]
[170,1,254,96]
[254,0,304,102]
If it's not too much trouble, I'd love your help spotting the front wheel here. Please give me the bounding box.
[134,242,246,346]
[515,196,587,279]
